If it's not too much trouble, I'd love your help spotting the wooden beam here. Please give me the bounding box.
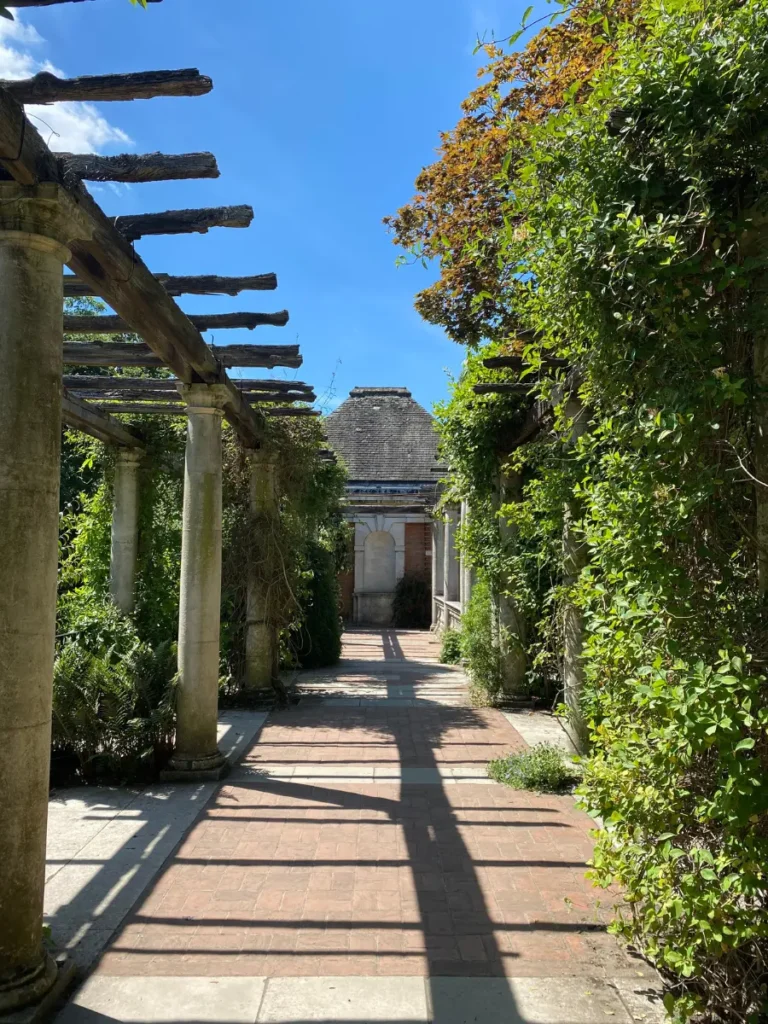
[0,67,212,106]
[63,375,312,394]
[113,205,253,242]
[64,271,277,298]
[92,403,185,416]
[0,88,262,447]
[90,403,320,418]
[482,355,569,371]
[10,0,161,5]
[472,382,533,396]
[64,311,288,334]
[266,407,320,417]
[59,151,219,184]
[61,391,144,448]
[63,341,302,369]
[91,390,316,404]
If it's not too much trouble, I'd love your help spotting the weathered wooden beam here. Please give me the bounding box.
[61,391,144,448]
[63,341,302,370]
[10,0,161,5]
[113,205,253,242]
[0,67,211,106]
[91,389,315,404]
[472,382,533,396]
[63,375,312,394]
[265,407,320,417]
[64,310,289,334]
[92,402,185,415]
[482,355,569,371]
[63,272,277,298]
[59,151,219,184]
[0,89,262,447]
[91,403,320,418]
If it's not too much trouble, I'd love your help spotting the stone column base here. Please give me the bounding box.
[0,955,57,1015]
[160,749,229,783]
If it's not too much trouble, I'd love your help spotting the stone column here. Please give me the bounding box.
[392,521,406,582]
[109,448,143,615]
[0,184,91,1011]
[353,522,366,624]
[496,468,527,693]
[562,397,589,751]
[431,519,445,627]
[459,499,475,614]
[164,384,229,780]
[244,448,279,692]
[444,507,460,603]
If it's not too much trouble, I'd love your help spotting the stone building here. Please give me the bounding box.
[326,387,445,625]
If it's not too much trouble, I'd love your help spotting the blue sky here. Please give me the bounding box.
[1,0,527,413]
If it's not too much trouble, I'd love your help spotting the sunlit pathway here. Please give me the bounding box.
[56,630,662,1023]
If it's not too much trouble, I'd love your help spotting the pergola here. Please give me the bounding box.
[464,355,586,739]
[0,1,321,1010]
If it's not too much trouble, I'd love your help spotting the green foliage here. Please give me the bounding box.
[401,0,768,1017]
[439,628,463,664]
[460,576,503,700]
[292,542,343,669]
[391,573,431,629]
[488,743,579,793]
[53,602,175,781]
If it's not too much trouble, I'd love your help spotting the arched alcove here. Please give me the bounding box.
[364,530,396,592]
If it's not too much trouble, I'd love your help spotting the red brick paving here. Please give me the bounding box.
[94,630,636,980]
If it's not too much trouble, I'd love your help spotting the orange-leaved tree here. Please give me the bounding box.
[385,0,637,346]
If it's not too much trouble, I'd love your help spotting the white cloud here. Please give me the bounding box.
[0,15,131,153]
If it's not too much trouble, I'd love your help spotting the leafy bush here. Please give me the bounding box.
[293,542,343,669]
[439,629,463,664]
[461,577,502,699]
[391,573,431,628]
[53,601,176,782]
[488,743,579,793]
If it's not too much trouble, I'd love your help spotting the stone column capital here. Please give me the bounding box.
[115,448,144,468]
[176,382,230,414]
[245,446,277,467]
[0,182,93,260]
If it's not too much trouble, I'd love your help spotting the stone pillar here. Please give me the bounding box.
[109,448,143,615]
[392,521,406,582]
[562,398,589,751]
[496,469,527,693]
[431,519,444,627]
[164,384,229,780]
[444,507,460,602]
[245,448,279,692]
[0,184,91,1011]
[459,500,475,614]
[353,522,366,624]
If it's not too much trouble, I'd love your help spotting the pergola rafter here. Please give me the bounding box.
[63,272,278,298]
[63,341,301,369]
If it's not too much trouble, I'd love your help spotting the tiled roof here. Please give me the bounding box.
[325,387,441,481]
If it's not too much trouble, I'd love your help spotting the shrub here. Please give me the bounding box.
[392,573,431,628]
[52,600,176,782]
[488,743,578,793]
[439,629,463,664]
[461,577,502,699]
[293,542,343,669]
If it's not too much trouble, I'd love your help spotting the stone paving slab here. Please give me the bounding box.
[45,712,268,968]
[55,975,665,1023]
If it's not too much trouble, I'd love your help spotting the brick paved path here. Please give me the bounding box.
[91,630,645,986]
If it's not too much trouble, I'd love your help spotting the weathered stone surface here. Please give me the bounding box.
[165,385,229,777]
[0,184,91,1012]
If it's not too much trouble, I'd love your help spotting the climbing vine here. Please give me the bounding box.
[397,0,768,1018]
